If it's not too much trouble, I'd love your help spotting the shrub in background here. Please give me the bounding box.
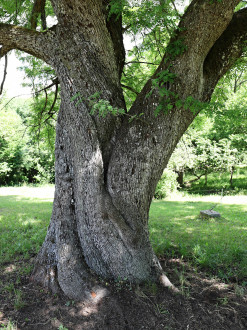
[154,169,179,199]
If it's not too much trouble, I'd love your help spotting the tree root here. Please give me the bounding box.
[160,273,180,293]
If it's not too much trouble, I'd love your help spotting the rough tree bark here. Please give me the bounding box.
[0,0,247,301]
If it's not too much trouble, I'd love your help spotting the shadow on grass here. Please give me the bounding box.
[1,194,246,282]
[0,195,53,264]
[149,200,247,283]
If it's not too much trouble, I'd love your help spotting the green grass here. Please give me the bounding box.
[0,186,53,265]
[0,320,17,330]
[149,194,247,283]
[0,186,246,285]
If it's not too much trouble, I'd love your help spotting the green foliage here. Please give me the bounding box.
[14,289,26,310]
[108,0,128,19]
[5,53,59,185]
[155,169,179,199]
[89,97,125,118]
[72,92,145,122]
[0,49,58,186]
[0,0,55,28]
[166,38,187,60]
[72,92,125,117]
[120,0,181,109]
[0,96,55,185]
[235,1,247,11]
[184,96,208,115]
[0,0,32,25]
[0,320,17,330]
[58,325,69,330]
[155,55,247,194]
[17,54,55,90]
[0,100,29,184]
[184,167,247,194]
[119,0,180,35]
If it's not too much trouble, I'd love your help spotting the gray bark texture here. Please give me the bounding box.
[1,0,247,300]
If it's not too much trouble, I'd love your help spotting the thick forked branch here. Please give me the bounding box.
[156,0,241,100]
[0,23,55,64]
[177,0,241,59]
[106,1,246,247]
[203,8,247,99]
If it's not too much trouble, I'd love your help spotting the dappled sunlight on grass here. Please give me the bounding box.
[0,187,246,285]
[149,196,247,283]
[0,194,53,264]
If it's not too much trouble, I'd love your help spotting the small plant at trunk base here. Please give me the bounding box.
[14,289,26,310]
[0,320,17,330]
[217,297,228,305]
[58,325,69,330]
[156,304,170,315]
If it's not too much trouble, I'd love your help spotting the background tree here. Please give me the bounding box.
[0,0,247,301]
[158,54,247,193]
[0,95,56,185]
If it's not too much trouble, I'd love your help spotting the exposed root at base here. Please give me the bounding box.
[30,263,110,304]
[160,273,180,293]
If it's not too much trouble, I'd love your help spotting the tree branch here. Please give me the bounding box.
[105,12,125,79]
[0,23,56,64]
[0,78,59,112]
[0,54,8,95]
[31,0,47,30]
[170,0,182,18]
[0,45,13,58]
[125,61,159,66]
[35,77,59,96]
[203,8,247,100]
[176,0,241,61]
[121,83,139,95]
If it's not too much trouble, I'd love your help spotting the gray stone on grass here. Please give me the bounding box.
[200,210,221,219]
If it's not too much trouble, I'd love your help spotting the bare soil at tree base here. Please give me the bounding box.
[0,258,246,330]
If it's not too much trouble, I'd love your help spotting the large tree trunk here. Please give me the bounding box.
[1,0,246,301]
[31,0,247,301]
[31,82,169,301]
[30,2,172,300]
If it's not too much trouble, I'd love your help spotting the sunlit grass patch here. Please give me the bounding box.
[149,196,247,284]
[0,186,54,264]
[0,186,246,286]
[0,320,17,330]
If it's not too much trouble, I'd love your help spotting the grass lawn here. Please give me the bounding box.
[149,193,247,284]
[0,186,54,266]
[0,186,246,285]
